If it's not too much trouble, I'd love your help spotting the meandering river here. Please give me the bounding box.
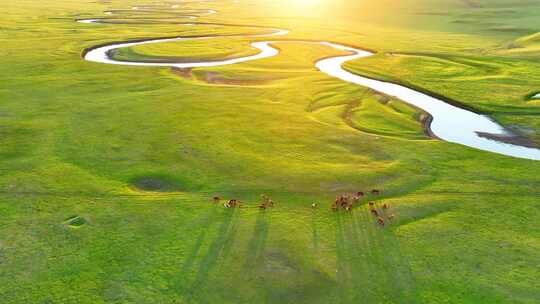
[77,5,540,161]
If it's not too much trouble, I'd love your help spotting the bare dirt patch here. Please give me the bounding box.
[476,132,537,148]
[171,67,270,86]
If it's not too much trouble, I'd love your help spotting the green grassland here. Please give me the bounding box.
[111,37,262,63]
[1,0,540,303]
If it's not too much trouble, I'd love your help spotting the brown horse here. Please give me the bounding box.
[227,199,238,207]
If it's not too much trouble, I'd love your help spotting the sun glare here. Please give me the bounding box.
[271,0,329,15]
[296,0,320,6]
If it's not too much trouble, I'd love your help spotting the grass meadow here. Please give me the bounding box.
[1,0,539,303]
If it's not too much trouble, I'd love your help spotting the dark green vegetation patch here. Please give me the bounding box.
[64,215,87,228]
[130,174,187,192]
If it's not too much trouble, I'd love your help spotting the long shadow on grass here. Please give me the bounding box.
[168,206,219,294]
[311,210,320,253]
[244,210,271,269]
[334,210,417,303]
[175,207,239,302]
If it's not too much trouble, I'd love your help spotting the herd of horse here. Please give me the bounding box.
[212,189,395,227]
[330,190,394,227]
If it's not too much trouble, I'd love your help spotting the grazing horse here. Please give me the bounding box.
[371,189,381,195]
[370,209,379,216]
[388,214,395,220]
[225,199,239,208]
[332,194,361,211]
[382,203,389,209]
[368,202,375,207]
[377,217,385,226]
[260,194,274,209]
[213,196,221,203]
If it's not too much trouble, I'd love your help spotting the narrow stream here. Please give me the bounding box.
[77,5,540,161]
